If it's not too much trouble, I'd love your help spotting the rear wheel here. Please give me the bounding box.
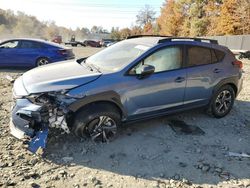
[208,85,235,118]
[36,57,49,67]
[72,104,121,142]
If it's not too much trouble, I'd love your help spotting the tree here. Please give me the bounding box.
[136,5,156,27]
[110,27,121,40]
[119,28,131,39]
[91,26,99,33]
[143,22,154,34]
[91,26,105,34]
[157,0,184,36]
[213,0,240,35]
[204,0,222,35]
[130,26,142,35]
[81,27,90,35]
[0,24,10,38]
[179,0,210,36]
[43,21,59,39]
[236,0,250,34]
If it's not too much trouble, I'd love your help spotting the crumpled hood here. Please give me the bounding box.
[22,60,102,94]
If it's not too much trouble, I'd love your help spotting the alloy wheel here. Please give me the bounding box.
[37,58,49,66]
[86,116,117,142]
[215,90,232,114]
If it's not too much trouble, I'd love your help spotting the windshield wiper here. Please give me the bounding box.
[89,63,101,72]
[82,60,94,71]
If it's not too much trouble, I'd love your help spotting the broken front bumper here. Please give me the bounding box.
[10,98,49,153]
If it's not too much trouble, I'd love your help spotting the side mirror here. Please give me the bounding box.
[138,64,155,79]
[76,57,87,63]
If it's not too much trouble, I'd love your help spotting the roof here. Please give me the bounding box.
[126,37,166,47]
[1,38,46,43]
[126,36,219,47]
[0,38,67,48]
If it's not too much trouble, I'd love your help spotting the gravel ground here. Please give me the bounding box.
[0,47,250,188]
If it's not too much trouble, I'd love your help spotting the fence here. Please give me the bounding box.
[207,35,250,51]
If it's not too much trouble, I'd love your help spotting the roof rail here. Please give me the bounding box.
[127,35,171,39]
[158,37,218,44]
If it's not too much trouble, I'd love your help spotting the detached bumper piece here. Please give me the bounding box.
[28,124,48,154]
[10,99,49,154]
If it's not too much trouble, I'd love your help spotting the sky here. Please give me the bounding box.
[0,0,165,31]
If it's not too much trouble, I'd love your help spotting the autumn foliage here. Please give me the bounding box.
[1,1,249,40]
[157,0,250,36]
[112,0,250,39]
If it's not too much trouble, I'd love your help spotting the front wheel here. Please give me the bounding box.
[208,85,235,118]
[72,104,121,142]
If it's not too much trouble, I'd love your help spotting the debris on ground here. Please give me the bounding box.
[4,75,15,83]
[166,119,205,135]
[228,151,250,158]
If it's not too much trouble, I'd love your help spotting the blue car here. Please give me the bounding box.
[10,36,243,152]
[0,38,75,67]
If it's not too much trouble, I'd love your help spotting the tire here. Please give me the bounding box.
[72,103,121,142]
[36,57,49,67]
[208,85,235,118]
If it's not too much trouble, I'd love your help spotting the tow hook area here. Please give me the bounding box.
[16,104,50,154]
[27,124,48,154]
[12,94,73,154]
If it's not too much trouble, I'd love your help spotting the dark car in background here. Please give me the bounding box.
[100,39,116,47]
[0,38,75,67]
[65,35,85,47]
[100,40,112,47]
[83,40,101,47]
[52,35,62,44]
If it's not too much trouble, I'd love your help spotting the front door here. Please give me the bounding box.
[122,45,187,118]
[0,40,20,66]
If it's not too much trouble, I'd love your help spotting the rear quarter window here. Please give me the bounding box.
[214,49,225,62]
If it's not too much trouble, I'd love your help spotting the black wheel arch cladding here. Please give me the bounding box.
[68,91,126,118]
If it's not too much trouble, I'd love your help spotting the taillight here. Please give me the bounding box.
[232,60,243,69]
[57,49,68,56]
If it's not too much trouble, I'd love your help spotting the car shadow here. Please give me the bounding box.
[44,99,250,185]
[0,67,30,73]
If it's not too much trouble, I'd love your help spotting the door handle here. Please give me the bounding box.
[213,68,222,73]
[175,77,185,83]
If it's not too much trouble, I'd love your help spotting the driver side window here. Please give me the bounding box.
[130,46,183,75]
[0,41,19,49]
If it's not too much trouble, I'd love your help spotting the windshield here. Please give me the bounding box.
[84,40,150,72]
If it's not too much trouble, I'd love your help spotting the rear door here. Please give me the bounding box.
[15,40,42,67]
[184,45,225,106]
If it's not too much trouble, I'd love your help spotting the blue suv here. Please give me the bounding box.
[10,36,243,152]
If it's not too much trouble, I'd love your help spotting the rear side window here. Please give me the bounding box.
[187,46,225,67]
[188,46,211,66]
[19,41,43,48]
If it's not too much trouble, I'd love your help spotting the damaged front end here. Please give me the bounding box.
[10,92,75,154]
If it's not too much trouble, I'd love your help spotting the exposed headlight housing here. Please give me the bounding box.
[13,77,29,99]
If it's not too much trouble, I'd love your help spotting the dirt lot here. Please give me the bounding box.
[0,47,250,188]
